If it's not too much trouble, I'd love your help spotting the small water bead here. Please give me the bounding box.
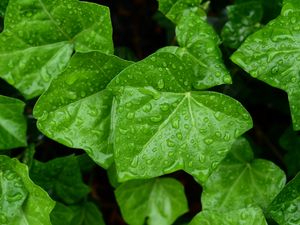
[166,139,175,147]
[126,112,135,119]
[157,79,165,89]
[172,119,179,129]
[204,138,213,145]
[160,103,169,111]
[150,115,162,122]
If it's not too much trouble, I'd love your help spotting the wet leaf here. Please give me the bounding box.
[0,155,55,225]
[30,155,90,204]
[0,0,113,99]
[231,0,300,130]
[33,52,132,168]
[112,87,252,183]
[202,138,286,211]
[115,178,188,225]
[0,95,27,150]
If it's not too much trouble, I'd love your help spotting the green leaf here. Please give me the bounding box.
[112,86,252,182]
[159,10,232,89]
[115,178,188,225]
[33,52,132,168]
[0,95,27,150]
[268,172,300,225]
[280,127,300,177]
[158,0,202,23]
[189,207,267,225]
[231,0,300,130]
[50,202,106,225]
[202,138,286,211]
[221,1,263,49]
[0,155,55,225]
[0,0,8,17]
[30,155,90,204]
[0,0,113,99]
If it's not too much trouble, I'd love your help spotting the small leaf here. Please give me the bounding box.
[30,155,90,204]
[280,127,300,177]
[0,95,27,150]
[231,0,300,130]
[221,1,263,49]
[112,87,252,183]
[202,138,286,211]
[115,178,188,225]
[189,207,267,225]
[0,155,55,225]
[268,172,300,225]
[34,52,132,168]
[0,0,113,99]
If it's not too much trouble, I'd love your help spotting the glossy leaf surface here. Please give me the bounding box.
[268,172,300,225]
[0,0,113,99]
[115,178,188,225]
[0,95,27,150]
[231,0,300,130]
[112,87,252,182]
[34,52,131,168]
[202,138,286,211]
[50,202,106,225]
[159,9,231,89]
[30,155,90,204]
[189,207,267,225]
[221,1,263,49]
[0,155,55,225]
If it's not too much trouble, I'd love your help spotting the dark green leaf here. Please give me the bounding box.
[189,207,267,225]
[115,178,188,225]
[202,138,286,211]
[0,155,55,225]
[50,202,74,225]
[0,95,27,150]
[33,52,132,168]
[268,172,300,225]
[30,155,90,204]
[0,0,113,99]
[112,87,252,183]
[70,202,106,225]
[231,0,300,130]
[0,0,8,17]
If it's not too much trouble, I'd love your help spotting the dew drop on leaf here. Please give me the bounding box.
[126,112,135,119]
[150,115,162,122]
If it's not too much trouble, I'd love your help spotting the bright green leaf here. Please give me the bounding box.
[115,178,188,225]
[0,95,27,150]
[158,0,202,23]
[280,127,300,177]
[231,0,300,130]
[112,87,252,183]
[30,155,90,204]
[221,1,263,49]
[202,138,286,211]
[0,155,55,225]
[159,9,231,89]
[189,207,267,225]
[33,52,132,168]
[268,172,300,225]
[0,0,113,99]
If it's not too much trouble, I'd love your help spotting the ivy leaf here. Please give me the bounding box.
[159,9,232,89]
[0,0,8,17]
[231,0,300,130]
[0,95,27,150]
[221,1,263,49]
[157,0,202,23]
[115,178,188,225]
[0,155,55,225]
[111,87,252,183]
[33,52,132,168]
[0,0,113,99]
[280,127,300,177]
[202,138,286,211]
[189,207,267,225]
[50,202,106,225]
[30,155,90,204]
[268,172,300,225]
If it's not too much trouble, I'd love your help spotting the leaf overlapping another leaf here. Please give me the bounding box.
[0,0,113,99]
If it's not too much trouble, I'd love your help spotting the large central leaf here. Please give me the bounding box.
[112,87,252,183]
[231,0,300,130]
[0,0,113,99]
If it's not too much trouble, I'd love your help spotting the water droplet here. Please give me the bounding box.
[150,115,162,122]
[271,66,279,74]
[143,103,152,112]
[67,91,77,100]
[160,103,169,111]
[168,152,174,157]
[172,119,179,129]
[157,79,165,89]
[223,76,231,83]
[0,213,7,224]
[126,112,135,119]
[119,128,128,135]
[80,91,86,98]
[176,132,183,140]
[204,138,213,145]
[167,139,175,147]
[214,112,223,121]
[291,17,297,24]
[6,192,23,202]
[224,132,230,141]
